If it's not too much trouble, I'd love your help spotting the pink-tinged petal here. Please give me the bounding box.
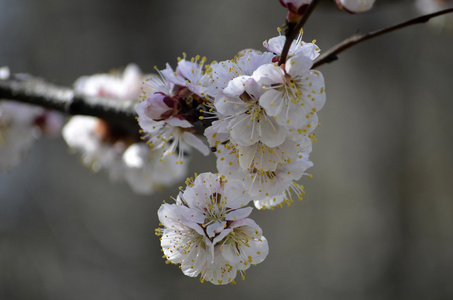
[223,76,250,96]
[305,70,326,110]
[259,89,284,117]
[204,120,230,148]
[286,53,313,77]
[244,77,265,99]
[225,206,253,221]
[165,117,192,128]
[221,219,269,269]
[214,92,246,116]
[253,63,285,86]
[258,114,286,147]
[263,36,285,54]
[136,101,164,132]
[229,114,256,146]
[201,249,238,285]
[182,131,210,155]
[181,246,209,277]
[221,180,251,208]
[206,221,227,238]
[161,63,186,87]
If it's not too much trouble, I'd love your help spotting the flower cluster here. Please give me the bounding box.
[139,31,325,210]
[136,54,210,165]
[141,30,326,284]
[156,172,268,285]
[62,64,187,194]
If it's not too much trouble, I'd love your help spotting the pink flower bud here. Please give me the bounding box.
[280,0,311,22]
[144,92,178,121]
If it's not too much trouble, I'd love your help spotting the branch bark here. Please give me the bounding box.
[0,74,138,128]
[313,8,453,69]
[278,0,320,65]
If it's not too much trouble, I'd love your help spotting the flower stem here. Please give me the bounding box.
[278,0,320,66]
[313,8,453,69]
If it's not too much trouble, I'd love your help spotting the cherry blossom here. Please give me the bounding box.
[263,29,320,60]
[156,172,269,284]
[254,53,326,130]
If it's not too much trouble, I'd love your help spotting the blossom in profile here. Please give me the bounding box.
[263,29,320,61]
[336,0,376,13]
[156,172,269,284]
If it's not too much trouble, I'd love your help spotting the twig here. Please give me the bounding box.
[278,0,320,65]
[0,74,139,128]
[313,8,453,69]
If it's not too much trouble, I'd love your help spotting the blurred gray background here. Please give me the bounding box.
[1,0,453,299]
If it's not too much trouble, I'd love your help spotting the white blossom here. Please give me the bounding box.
[64,64,189,193]
[205,50,274,98]
[74,63,142,99]
[122,143,188,195]
[62,116,125,176]
[215,75,286,147]
[160,54,209,98]
[337,0,375,13]
[157,172,269,284]
[254,53,326,130]
[0,66,10,80]
[215,139,313,201]
[263,30,320,60]
[136,102,210,163]
[137,59,210,162]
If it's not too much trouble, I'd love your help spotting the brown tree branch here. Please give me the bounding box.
[0,74,139,128]
[278,0,320,65]
[313,8,453,69]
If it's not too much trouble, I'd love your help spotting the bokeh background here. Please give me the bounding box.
[1,0,453,299]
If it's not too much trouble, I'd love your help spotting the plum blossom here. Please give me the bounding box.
[156,172,269,285]
[253,52,326,130]
[64,64,188,193]
[62,116,128,176]
[215,139,313,201]
[64,64,144,177]
[214,75,286,147]
[74,63,142,99]
[263,29,320,60]
[137,57,210,163]
[161,53,209,97]
[122,143,187,195]
[205,49,274,98]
